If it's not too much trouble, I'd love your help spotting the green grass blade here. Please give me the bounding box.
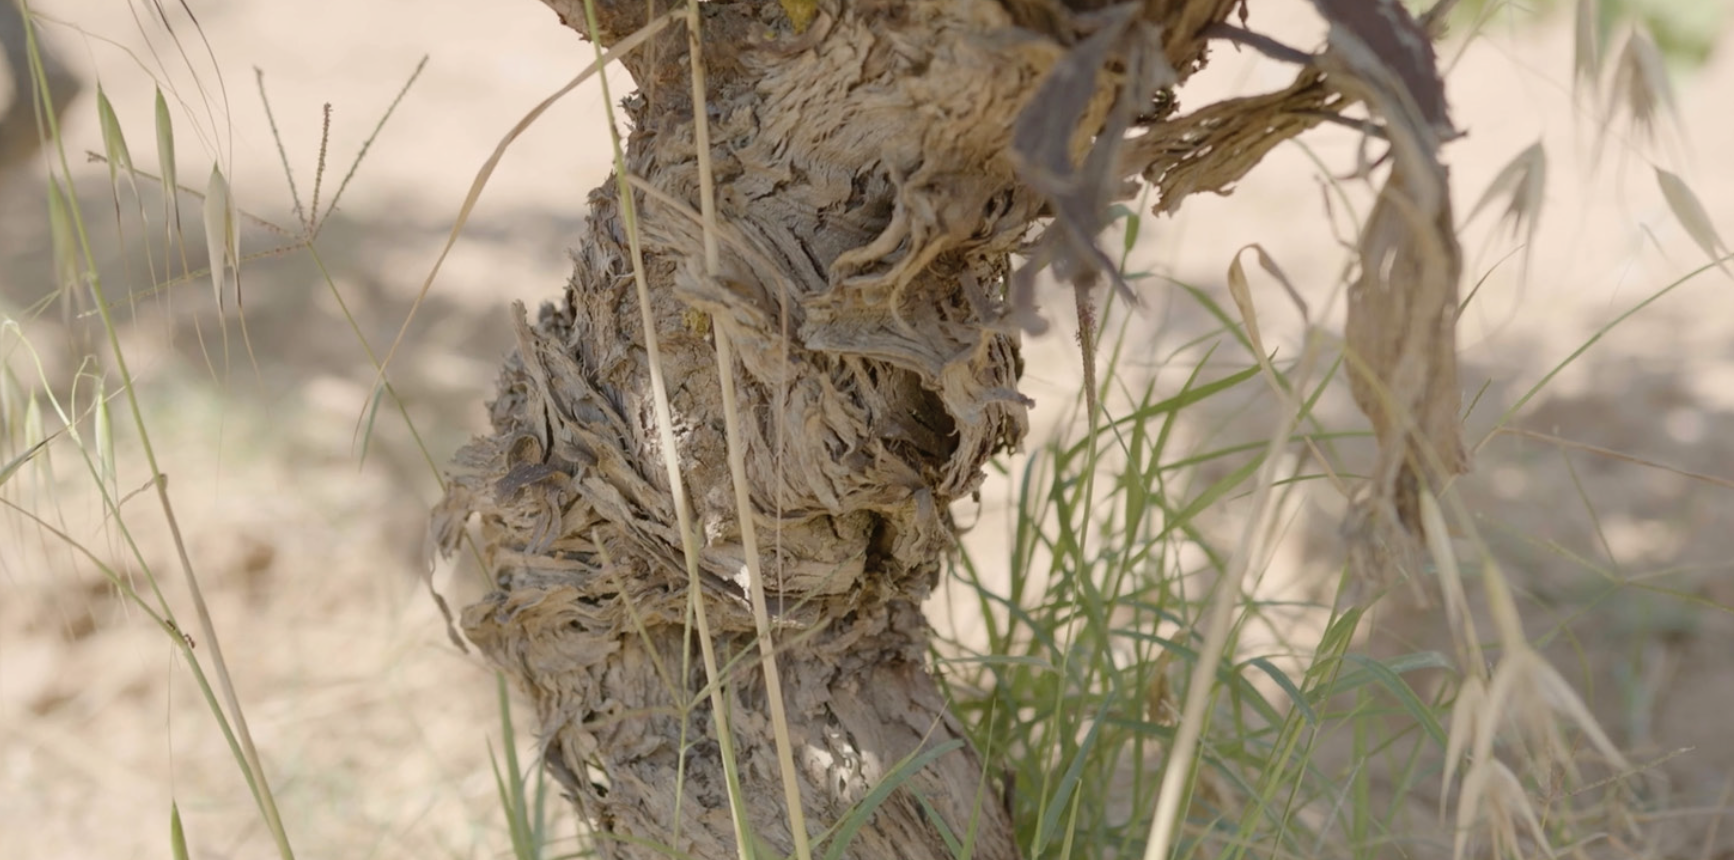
[0,439,48,489]
[155,87,184,263]
[356,380,385,466]
[1340,655,1448,746]
[489,745,532,860]
[820,740,965,860]
[46,176,79,299]
[495,672,539,859]
[94,379,116,494]
[914,793,967,860]
[1243,657,1317,726]
[1032,692,1114,857]
[169,802,190,860]
[96,84,139,204]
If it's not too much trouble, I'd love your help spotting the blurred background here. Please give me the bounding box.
[1,0,1731,856]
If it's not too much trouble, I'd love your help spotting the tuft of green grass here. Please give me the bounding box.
[929,150,1704,860]
[491,673,555,860]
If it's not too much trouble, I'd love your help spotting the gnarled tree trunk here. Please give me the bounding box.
[434,1,1464,858]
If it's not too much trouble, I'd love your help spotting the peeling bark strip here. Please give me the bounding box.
[435,1,1465,857]
[1318,0,1472,585]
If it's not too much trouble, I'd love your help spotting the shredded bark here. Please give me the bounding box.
[436,1,1469,857]
[1317,0,1469,587]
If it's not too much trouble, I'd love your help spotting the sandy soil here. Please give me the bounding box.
[1,1,1730,857]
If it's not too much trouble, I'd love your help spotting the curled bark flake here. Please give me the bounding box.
[1124,68,1338,213]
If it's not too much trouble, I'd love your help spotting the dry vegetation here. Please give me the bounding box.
[1,0,1731,858]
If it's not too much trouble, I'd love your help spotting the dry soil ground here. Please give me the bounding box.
[1,1,1731,858]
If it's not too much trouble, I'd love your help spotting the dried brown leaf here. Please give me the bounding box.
[1225,248,1265,358]
[1319,0,1469,591]
[1225,243,1307,362]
